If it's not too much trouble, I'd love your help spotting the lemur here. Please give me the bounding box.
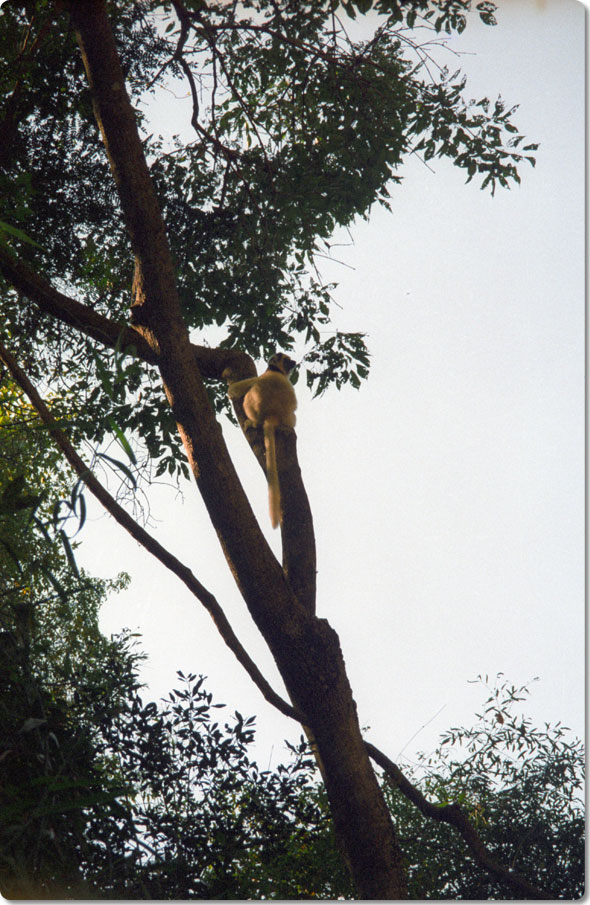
[227,353,297,528]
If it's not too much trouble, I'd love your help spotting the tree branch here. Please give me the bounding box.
[223,384,317,613]
[0,245,254,381]
[0,242,315,610]
[170,0,241,165]
[365,741,555,900]
[0,335,303,726]
[181,11,339,67]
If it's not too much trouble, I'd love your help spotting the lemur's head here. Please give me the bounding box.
[268,352,297,375]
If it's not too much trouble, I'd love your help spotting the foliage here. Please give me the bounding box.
[0,374,140,898]
[0,626,142,899]
[0,0,536,483]
[0,377,129,678]
[386,675,585,899]
[1,632,349,898]
[0,3,551,898]
[78,672,349,899]
[0,380,136,898]
[2,618,582,901]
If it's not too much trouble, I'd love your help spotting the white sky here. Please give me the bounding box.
[77,0,585,772]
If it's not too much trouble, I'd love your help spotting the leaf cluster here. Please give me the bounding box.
[0,378,130,682]
[342,0,497,33]
[0,625,147,900]
[0,404,136,898]
[411,71,538,194]
[2,643,583,900]
[0,0,537,475]
[387,675,585,899]
[82,672,344,899]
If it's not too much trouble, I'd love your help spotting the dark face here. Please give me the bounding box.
[269,353,296,374]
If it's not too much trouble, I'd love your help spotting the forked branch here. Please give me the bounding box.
[0,247,314,608]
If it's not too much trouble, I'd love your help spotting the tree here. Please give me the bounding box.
[0,0,543,897]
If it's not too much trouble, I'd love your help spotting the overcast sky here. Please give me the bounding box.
[78,0,584,772]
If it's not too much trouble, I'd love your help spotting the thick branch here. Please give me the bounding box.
[223,373,317,613]
[0,247,156,362]
[365,742,555,900]
[0,336,302,725]
[0,245,254,381]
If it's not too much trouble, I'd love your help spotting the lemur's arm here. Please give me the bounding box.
[227,376,259,399]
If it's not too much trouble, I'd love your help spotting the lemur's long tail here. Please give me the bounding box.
[263,417,280,529]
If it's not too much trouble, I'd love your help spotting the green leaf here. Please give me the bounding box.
[59,528,80,578]
[94,355,114,397]
[97,452,138,489]
[41,565,69,602]
[0,220,44,250]
[106,414,137,465]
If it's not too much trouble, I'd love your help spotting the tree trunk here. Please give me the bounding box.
[64,0,407,896]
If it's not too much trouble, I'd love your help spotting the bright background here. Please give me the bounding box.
[78,0,584,771]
